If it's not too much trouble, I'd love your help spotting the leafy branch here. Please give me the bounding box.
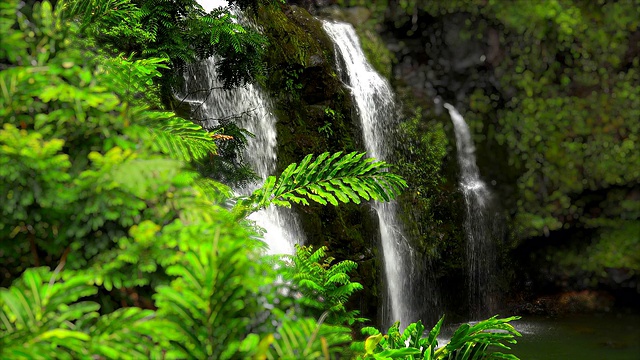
[233,151,408,218]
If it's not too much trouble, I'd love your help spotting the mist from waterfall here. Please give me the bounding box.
[178,57,303,255]
[322,20,437,327]
[444,103,497,317]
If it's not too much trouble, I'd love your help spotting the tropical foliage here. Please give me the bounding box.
[62,0,269,88]
[353,316,521,360]
[0,0,521,359]
[281,245,366,326]
[0,268,159,359]
[411,0,640,291]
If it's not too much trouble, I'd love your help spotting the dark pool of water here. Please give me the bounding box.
[438,311,640,359]
[509,311,640,359]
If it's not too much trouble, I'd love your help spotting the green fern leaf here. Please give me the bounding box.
[194,177,232,203]
[233,152,407,218]
[267,315,352,360]
[151,219,272,359]
[280,245,365,326]
[0,268,159,358]
[143,112,219,162]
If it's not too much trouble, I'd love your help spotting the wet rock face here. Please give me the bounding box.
[384,11,499,104]
[287,0,334,14]
[372,9,519,204]
[299,65,335,104]
[513,290,615,316]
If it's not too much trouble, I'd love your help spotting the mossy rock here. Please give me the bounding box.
[258,5,333,70]
[257,3,382,322]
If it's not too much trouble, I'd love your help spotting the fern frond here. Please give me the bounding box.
[88,307,157,358]
[233,152,407,218]
[152,221,272,359]
[281,245,365,326]
[63,0,136,29]
[143,112,219,162]
[267,315,352,360]
[194,177,232,204]
[0,268,158,358]
[435,315,522,359]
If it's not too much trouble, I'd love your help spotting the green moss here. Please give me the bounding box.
[257,5,335,69]
[584,223,640,272]
[356,27,394,80]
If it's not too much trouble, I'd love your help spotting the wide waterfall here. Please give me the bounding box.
[178,57,303,255]
[323,20,429,327]
[444,103,497,317]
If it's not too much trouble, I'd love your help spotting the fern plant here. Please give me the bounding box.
[0,268,159,359]
[63,0,268,88]
[281,245,366,326]
[143,111,221,162]
[264,314,353,360]
[61,0,138,31]
[233,151,408,218]
[150,219,275,359]
[352,316,521,360]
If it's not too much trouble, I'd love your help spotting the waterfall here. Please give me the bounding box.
[322,20,423,327]
[178,57,303,255]
[443,103,497,317]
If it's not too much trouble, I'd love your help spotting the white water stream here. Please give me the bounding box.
[323,20,418,327]
[444,103,496,317]
[179,57,303,255]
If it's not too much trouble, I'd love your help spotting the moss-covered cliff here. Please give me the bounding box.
[253,2,472,321]
[276,0,640,313]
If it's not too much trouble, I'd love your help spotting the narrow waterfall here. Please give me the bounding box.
[443,103,497,317]
[178,57,303,255]
[322,20,420,327]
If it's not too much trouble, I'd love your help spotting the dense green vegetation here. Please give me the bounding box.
[419,0,639,294]
[0,0,521,358]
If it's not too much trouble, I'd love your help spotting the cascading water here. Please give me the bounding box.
[178,57,303,255]
[443,103,497,317]
[322,20,431,327]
